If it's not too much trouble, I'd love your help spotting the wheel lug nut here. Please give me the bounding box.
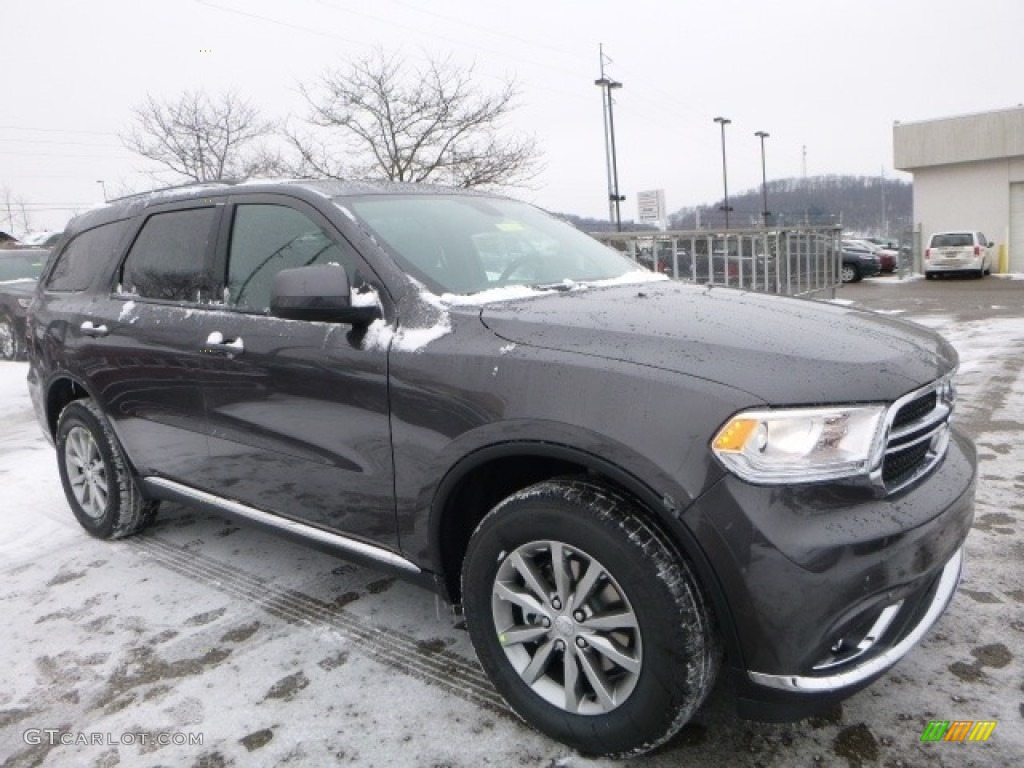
[575,637,586,649]
[554,639,565,651]
[551,598,562,610]
[573,610,585,622]
[541,617,551,628]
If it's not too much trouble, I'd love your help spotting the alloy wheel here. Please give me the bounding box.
[491,539,642,715]
[64,425,109,519]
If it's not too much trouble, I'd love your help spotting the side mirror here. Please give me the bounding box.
[270,265,379,325]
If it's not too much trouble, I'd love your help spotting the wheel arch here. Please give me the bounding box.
[44,373,95,439]
[427,441,741,665]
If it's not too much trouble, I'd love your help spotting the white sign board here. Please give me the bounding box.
[637,189,665,224]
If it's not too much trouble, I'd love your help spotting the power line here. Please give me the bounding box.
[0,124,119,136]
[0,150,131,158]
[0,137,123,148]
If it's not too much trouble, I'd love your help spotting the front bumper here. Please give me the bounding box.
[681,427,975,720]
[748,545,962,693]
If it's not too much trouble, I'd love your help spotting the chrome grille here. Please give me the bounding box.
[876,376,955,493]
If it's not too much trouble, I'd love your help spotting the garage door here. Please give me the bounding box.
[1010,183,1024,273]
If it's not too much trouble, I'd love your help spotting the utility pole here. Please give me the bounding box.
[755,131,770,226]
[880,166,887,236]
[713,117,732,229]
[97,180,107,202]
[595,45,625,231]
[802,145,807,178]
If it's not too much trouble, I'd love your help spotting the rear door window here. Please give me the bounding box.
[121,207,220,302]
[46,220,128,292]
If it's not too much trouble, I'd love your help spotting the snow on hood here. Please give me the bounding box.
[439,270,668,306]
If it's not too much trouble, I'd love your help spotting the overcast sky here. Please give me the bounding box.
[3,0,1023,233]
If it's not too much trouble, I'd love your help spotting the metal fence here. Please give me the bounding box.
[590,226,843,298]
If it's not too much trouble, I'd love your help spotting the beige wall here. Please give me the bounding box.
[913,160,1006,245]
[894,108,1024,272]
[894,107,1024,169]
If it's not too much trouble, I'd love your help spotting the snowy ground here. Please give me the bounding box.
[1,285,1022,767]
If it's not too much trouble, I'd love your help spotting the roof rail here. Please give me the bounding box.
[107,178,245,204]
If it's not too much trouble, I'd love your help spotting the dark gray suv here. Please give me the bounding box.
[26,180,975,756]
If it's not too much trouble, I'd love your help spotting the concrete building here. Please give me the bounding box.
[893,106,1024,273]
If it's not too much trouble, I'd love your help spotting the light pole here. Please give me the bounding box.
[754,131,770,225]
[96,180,107,202]
[713,117,732,229]
[596,67,625,231]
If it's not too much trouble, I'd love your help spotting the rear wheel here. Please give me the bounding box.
[841,263,859,283]
[462,478,719,756]
[56,398,159,539]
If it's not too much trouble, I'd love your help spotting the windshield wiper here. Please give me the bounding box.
[530,280,582,292]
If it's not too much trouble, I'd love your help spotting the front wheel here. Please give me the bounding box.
[56,398,159,539]
[841,263,860,283]
[0,311,22,360]
[462,478,719,756]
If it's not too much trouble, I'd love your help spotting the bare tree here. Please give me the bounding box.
[1,187,33,238]
[122,90,282,182]
[289,51,542,189]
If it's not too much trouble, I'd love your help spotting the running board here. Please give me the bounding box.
[141,476,421,575]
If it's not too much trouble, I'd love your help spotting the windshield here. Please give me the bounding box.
[0,251,47,282]
[340,194,640,295]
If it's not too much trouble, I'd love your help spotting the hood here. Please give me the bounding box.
[479,281,957,405]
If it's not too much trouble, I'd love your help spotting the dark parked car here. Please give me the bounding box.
[840,240,882,282]
[26,181,975,756]
[0,248,48,359]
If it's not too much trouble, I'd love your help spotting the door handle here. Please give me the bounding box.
[204,331,244,356]
[80,321,109,338]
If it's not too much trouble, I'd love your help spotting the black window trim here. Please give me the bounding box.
[112,200,227,309]
[213,192,393,318]
[42,217,133,294]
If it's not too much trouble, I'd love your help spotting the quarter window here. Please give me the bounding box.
[46,220,128,292]
[226,204,357,313]
[121,208,220,302]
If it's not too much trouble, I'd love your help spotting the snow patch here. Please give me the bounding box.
[499,343,516,355]
[361,318,395,352]
[871,274,925,285]
[350,286,381,308]
[394,320,451,352]
[118,301,136,322]
[439,270,668,307]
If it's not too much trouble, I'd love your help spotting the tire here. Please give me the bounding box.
[841,263,859,283]
[0,311,22,361]
[55,398,159,539]
[462,478,719,757]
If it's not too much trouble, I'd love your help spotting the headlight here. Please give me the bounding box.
[712,406,886,484]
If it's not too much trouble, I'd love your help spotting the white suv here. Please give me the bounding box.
[924,230,994,278]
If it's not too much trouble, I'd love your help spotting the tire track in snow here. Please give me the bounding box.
[130,534,512,716]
